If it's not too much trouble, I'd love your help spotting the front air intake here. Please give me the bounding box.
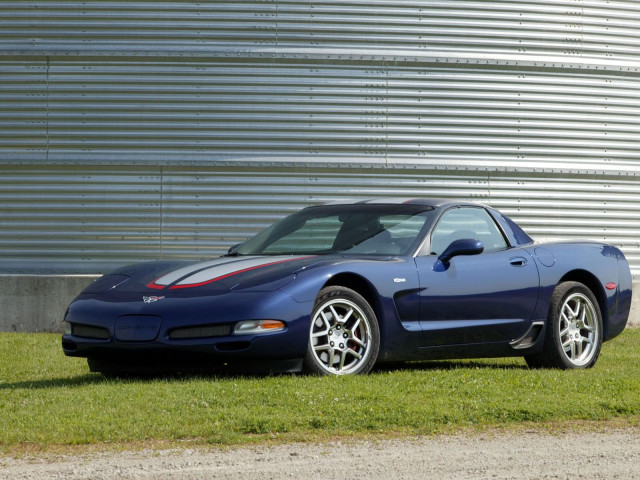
[72,324,110,340]
[169,324,233,340]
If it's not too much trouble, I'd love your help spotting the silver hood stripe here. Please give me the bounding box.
[149,256,249,287]
[148,256,312,290]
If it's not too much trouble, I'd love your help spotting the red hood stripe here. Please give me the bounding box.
[168,256,314,290]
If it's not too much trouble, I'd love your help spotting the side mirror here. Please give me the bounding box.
[438,238,484,264]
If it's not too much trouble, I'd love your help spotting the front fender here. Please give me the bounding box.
[278,257,423,360]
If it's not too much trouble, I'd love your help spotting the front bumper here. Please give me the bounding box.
[62,290,312,365]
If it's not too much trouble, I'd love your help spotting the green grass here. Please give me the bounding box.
[1,330,639,452]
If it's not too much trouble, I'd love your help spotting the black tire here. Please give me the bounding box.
[303,286,380,375]
[525,281,602,369]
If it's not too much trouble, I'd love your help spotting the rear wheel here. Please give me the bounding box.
[525,281,602,369]
[303,286,379,375]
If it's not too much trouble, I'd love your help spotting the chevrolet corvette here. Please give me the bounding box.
[62,199,632,376]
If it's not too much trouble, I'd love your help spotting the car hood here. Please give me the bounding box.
[82,255,320,295]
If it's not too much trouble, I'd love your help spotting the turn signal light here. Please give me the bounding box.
[261,320,286,330]
[234,320,285,335]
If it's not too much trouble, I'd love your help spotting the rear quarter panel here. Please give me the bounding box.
[525,242,631,341]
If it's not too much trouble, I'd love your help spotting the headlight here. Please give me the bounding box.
[234,320,285,335]
[63,321,72,335]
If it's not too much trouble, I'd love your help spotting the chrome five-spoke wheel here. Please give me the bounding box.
[304,286,379,375]
[525,281,603,370]
[558,291,600,367]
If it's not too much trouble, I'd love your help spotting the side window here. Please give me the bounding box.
[430,207,508,255]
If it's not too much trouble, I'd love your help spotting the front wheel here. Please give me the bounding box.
[303,286,380,375]
[525,281,602,369]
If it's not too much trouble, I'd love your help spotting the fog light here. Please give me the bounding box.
[234,320,285,335]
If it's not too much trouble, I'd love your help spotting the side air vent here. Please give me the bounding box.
[510,321,544,350]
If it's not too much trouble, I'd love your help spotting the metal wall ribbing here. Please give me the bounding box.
[1,1,639,276]
[2,1,640,60]
[3,58,640,168]
[1,165,639,275]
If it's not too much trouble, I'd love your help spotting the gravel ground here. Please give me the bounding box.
[1,429,639,480]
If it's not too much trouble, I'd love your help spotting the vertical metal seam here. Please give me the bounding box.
[160,165,164,260]
[580,1,584,57]
[45,55,50,162]
[385,60,389,166]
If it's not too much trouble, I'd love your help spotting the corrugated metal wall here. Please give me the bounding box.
[2,165,639,275]
[1,1,639,276]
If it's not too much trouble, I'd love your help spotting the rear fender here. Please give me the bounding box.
[528,243,631,342]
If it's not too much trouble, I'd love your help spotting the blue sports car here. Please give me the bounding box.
[62,199,632,376]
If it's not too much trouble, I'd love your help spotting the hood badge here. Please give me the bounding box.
[143,296,165,304]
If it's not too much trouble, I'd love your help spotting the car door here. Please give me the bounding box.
[414,206,540,347]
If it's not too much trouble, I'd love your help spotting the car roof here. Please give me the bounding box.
[318,198,533,248]
[323,198,487,209]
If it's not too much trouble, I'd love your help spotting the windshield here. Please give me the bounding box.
[234,204,436,256]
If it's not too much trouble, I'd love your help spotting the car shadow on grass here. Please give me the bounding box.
[0,369,300,389]
[0,374,107,390]
[1,360,530,389]
[372,359,530,373]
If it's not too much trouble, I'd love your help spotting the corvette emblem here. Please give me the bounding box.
[143,296,165,304]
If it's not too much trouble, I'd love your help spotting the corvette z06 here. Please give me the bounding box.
[62,199,632,376]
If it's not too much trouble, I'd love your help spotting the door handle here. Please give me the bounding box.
[509,257,528,267]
